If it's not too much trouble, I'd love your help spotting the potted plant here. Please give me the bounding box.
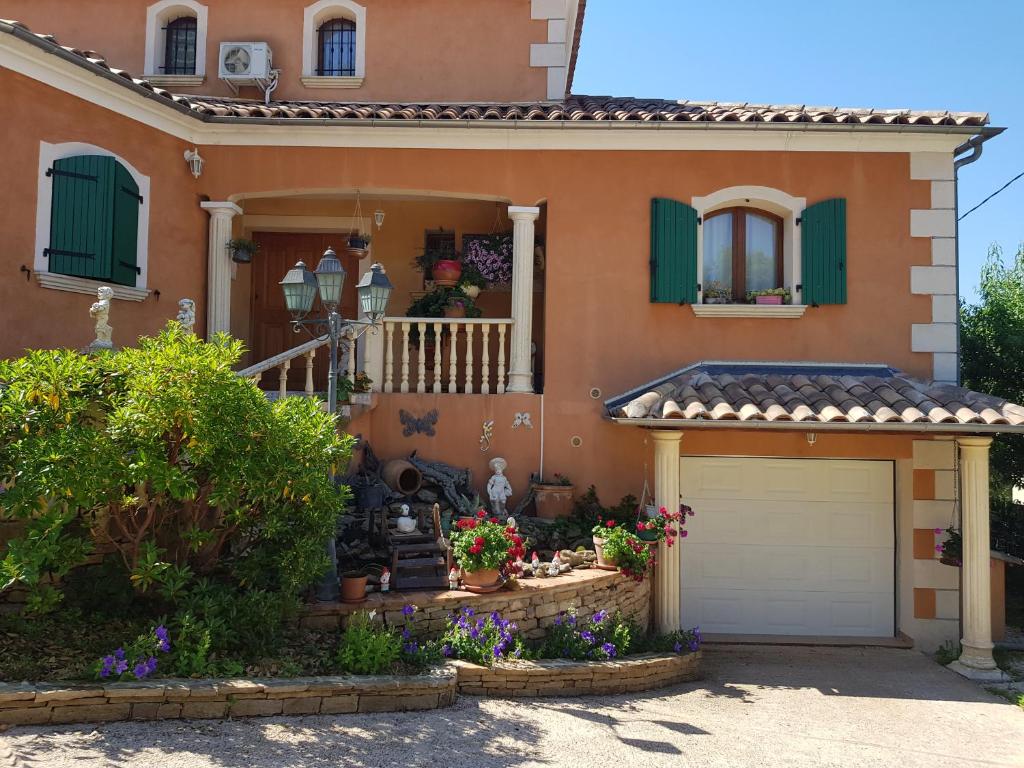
[936,525,962,567]
[450,512,515,590]
[636,504,693,543]
[340,570,368,603]
[746,287,791,305]
[227,238,260,264]
[458,262,487,299]
[702,281,731,304]
[591,518,624,569]
[344,232,371,259]
[532,473,575,519]
[463,233,514,288]
[598,526,653,582]
[444,290,482,319]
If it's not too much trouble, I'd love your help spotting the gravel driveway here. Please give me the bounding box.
[3,645,1022,768]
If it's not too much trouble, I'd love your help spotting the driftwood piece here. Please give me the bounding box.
[407,453,474,517]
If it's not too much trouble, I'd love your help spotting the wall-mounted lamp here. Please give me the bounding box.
[184,148,205,179]
[374,209,386,230]
[806,432,817,446]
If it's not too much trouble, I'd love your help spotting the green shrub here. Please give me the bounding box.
[0,325,351,613]
[336,611,401,674]
[439,607,525,665]
[535,608,636,660]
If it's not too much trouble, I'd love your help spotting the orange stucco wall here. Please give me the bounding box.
[0,0,549,102]
[0,69,207,358]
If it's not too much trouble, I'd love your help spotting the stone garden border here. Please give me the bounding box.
[0,668,457,727]
[0,651,702,726]
[454,651,702,698]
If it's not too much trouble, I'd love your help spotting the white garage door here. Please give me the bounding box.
[680,457,895,637]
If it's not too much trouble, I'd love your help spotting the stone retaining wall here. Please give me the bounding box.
[303,568,651,641]
[454,651,702,698]
[0,669,457,727]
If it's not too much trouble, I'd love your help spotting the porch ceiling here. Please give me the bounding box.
[605,362,1024,434]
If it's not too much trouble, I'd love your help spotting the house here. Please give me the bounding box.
[2,0,1022,679]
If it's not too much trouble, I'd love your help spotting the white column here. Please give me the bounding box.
[652,430,683,633]
[506,205,540,394]
[363,326,384,393]
[952,436,1003,678]
[200,201,242,337]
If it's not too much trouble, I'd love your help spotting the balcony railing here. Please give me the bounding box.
[375,317,513,395]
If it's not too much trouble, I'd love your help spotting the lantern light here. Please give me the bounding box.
[313,247,346,311]
[356,262,393,322]
[183,148,204,179]
[374,209,386,230]
[279,260,317,319]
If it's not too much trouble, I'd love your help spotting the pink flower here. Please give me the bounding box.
[935,544,944,552]
[934,528,944,534]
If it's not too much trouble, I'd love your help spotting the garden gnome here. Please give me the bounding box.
[530,551,542,576]
[176,298,196,334]
[396,503,417,533]
[380,567,390,593]
[548,552,561,577]
[448,567,460,590]
[487,457,513,516]
[88,286,114,351]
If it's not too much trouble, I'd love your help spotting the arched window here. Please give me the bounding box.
[317,18,356,76]
[702,207,783,302]
[163,16,198,75]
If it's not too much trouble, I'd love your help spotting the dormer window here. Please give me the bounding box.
[302,0,366,87]
[703,207,783,302]
[317,18,356,76]
[163,16,198,75]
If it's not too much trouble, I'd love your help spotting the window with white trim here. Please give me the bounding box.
[144,0,208,82]
[34,142,151,301]
[302,0,366,87]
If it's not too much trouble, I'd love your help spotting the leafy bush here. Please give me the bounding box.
[536,609,636,661]
[599,527,653,581]
[439,607,525,665]
[336,611,401,674]
[637,626,702,655]
[0,325,352,614]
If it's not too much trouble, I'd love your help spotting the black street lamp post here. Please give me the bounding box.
[279,247,393,601]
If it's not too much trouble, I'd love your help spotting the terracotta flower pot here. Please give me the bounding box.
[461,567,501,588]
[444,304,467,318]
[432,259,462,287]
[592,536,618,569]
[340,572,368,603]
[533,483,575,519]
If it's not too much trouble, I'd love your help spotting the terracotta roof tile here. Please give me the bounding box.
[1,19,990,128]
[607,363,1024,432]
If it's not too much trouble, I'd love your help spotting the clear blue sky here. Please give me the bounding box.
[572,0,1024,303]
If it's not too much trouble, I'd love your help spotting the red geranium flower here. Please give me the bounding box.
[606,520,616,528]
[477,509,486,519]
[489,517,499,524]
[474,536,485,546]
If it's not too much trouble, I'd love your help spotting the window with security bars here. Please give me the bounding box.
[163,16,197,75]
[317,18,356,76]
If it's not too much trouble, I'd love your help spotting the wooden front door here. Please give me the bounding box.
[250,232,360,390]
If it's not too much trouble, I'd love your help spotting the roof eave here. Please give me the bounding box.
[607,416,1024,435]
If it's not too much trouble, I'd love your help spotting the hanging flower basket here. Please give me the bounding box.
[463,233,513,286]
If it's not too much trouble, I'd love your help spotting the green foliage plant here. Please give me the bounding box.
[0,324,352,612]
[600,527,653,582]
[336,611,401,674]
[450,513,513,572]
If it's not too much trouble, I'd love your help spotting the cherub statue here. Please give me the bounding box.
[176,298,196,334]
[487,457,513,516]
[88,286,114,351]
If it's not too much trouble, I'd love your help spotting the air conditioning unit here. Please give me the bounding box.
[218,42,273,85]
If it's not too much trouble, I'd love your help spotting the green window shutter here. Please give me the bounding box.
[800,198,847,305]
[47,155,115,281]
[650,197,698,304]
[110,161,142,287]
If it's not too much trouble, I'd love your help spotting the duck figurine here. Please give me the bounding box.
[396,504,417,534]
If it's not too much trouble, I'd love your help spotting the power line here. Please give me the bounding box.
[959,169,1024,221]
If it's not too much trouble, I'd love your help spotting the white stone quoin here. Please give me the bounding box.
[652,430,683,633]
[506,206,540,394]
[950,436,1005,680]
[201,201,243,337]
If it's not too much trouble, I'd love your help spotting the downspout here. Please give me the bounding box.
[952,133,991,386]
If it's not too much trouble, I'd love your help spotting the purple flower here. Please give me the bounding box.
[936,544,944,552]
[114,659,128,675]
[592,610,608,624]
[934,528,944,534]
[490,611,501,623]
[403,642,419,654]
[580,631,595,645]
[133,663,149,680]
[688,639,700,652]
[401,604,416,617]
[673,641,683,654]
[470,627,481,641]
[462,607,475,618]
[601,642,617,657]
[442,644,453,658]
[155,626,171,653]
[554,613,563,626]
[567,615,577,626]
[402,628,411,640]
[114,648,126,660]
[145,657,158,674]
